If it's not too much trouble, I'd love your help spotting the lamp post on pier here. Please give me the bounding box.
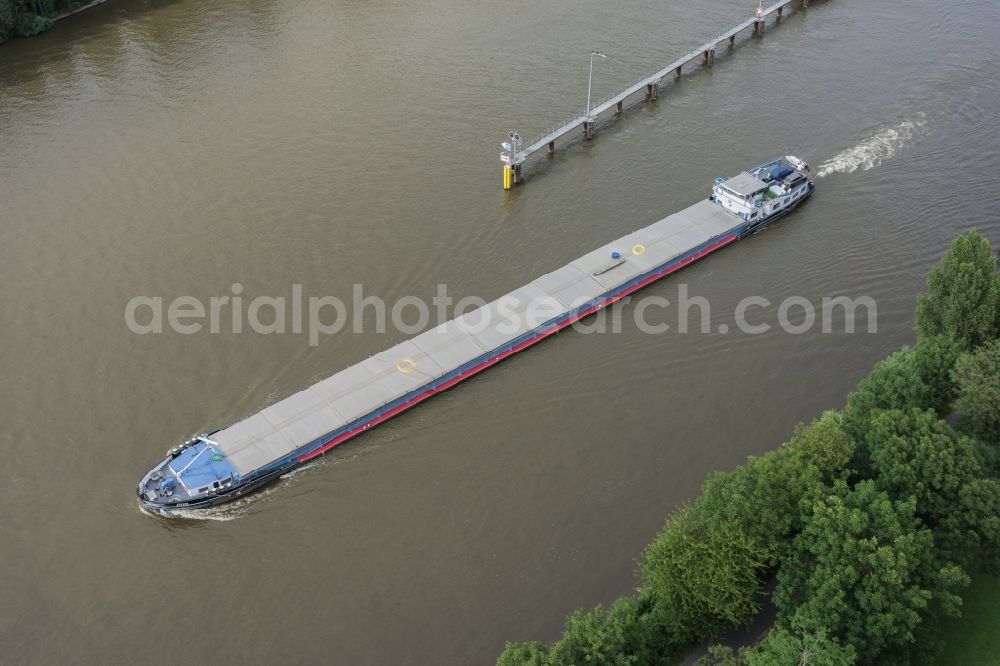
[585,50,608,119]
[584,50,607,139]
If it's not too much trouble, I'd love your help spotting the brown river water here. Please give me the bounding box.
[1,0,999,662]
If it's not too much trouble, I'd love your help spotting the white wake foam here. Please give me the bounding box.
[140,499,250,522]
[817,118,927,177]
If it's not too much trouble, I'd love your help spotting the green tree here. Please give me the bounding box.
[15,11,52,37]
[1,0,15,42]
[774,480,967,662]
[641,505,768,642]
[912,334,963,413]
[746,628,855,666]
[0,0,83,43]
[916,230,1000,349]
[497,593,679,666]
[843,347,929,439]
[698,628,856,666]
[697,644,743,666]
[861,408,1000,570]
[544,597,646,666]
[497,641,549,666]
[695,412,853,566]
[953,340,1000,444]
[844,336,964,442]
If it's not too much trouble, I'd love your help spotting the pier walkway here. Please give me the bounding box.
[501,0,814,188]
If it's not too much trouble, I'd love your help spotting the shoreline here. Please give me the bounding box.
[54,0,115,23]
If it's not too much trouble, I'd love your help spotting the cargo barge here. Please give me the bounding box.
[137,157,813,513]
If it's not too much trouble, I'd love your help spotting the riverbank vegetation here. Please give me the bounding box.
[498,230,1000,665]
[0,0,92,44]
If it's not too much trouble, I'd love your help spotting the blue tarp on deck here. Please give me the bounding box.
[168,442,238,494]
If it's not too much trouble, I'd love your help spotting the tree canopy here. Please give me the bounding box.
[774,480,967,662]
[843,334,963,440]
[0,0,89,43]
[641,505,767,641]
[860,408,1000,569]
[953,339,1000,444]
[916,230,1000,349]
[694,411,853,566]
[699,628,856,666]
[843,346,929,439]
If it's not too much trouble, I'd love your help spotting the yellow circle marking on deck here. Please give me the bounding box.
[632,244,646,256]
[396,357,417,374]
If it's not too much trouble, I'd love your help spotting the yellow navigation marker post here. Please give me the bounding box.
[501,132,522,191]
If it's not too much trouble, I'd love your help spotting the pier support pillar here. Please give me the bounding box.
[753,19,765,35]
[583,119,595,140]
[675,65,682,78]
[512,163,523,185]
[645,81,659,101]
[777,6,783,19]
[729,35,736,47]
[707,48,716,65]
[802,0,808,7]
[547,140,555,155]
[615,100,623,114]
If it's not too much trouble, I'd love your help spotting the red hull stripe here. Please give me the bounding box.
[297,232,738,463]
